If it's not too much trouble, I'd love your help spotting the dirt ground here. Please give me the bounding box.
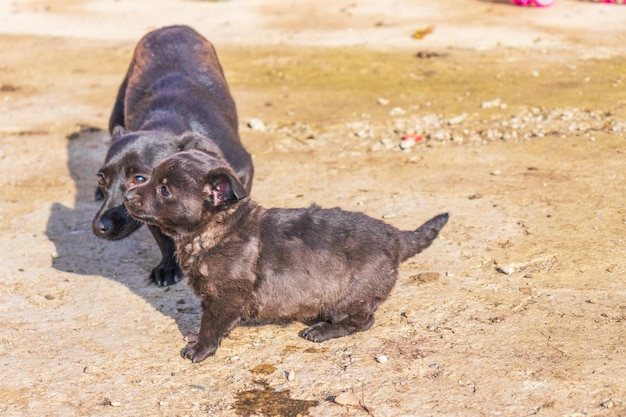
[1,0,626,416]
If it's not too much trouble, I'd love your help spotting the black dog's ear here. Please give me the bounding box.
[111,125,127,141]
[176,133,224,159]
[204,168,248,207]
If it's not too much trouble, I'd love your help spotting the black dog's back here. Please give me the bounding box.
[115,26,238,143]
[110,26,234,131]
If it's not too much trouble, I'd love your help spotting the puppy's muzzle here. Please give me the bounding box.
[124,189,137,203]
[123,188,143,215]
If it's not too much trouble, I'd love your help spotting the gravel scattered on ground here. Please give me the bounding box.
[249,105,625,154]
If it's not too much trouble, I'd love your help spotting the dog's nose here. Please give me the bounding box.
[124,189,134,202]
[97,217,113,233]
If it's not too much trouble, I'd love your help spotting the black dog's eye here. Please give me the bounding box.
[160,186,170,198]
[97,173,106,186]
[131,175,147,185]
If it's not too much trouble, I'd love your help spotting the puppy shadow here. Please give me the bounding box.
[45,126,200,338]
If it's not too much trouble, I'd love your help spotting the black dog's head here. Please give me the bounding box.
[92,128,226,240]
[123,150,248,238]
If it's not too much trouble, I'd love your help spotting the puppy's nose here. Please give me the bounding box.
[124,189,135,202]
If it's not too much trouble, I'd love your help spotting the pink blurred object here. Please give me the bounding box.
[512,0,624,5]
[401,133,423,142]
[511,0,555,6]
[400,133,423,149]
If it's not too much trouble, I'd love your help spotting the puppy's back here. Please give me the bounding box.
[261,204,401,263]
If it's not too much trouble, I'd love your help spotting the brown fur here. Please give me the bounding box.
[93,25,253,286]
[124,150,448,363]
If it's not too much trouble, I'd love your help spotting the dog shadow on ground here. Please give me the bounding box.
[45,126,201,338]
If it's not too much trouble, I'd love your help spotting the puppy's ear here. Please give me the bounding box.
[176,133,224,159]
[204,168,248,207]
[111,125,126,141]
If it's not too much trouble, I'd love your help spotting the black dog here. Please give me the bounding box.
[93,25,253,286]
[124,150,448,363]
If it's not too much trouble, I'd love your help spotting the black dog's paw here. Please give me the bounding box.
[184,333,199,343]
[300,322,332,343]
[180,341,216,363]
[150,259,183,286]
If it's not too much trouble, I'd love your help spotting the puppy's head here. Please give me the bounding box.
[92,128,226,240]
[123,149,248,238]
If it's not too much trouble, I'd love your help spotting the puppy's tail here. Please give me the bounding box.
[398,213,449,262]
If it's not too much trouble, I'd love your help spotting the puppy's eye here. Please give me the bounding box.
[160,186,170,198]
[131,175,147,185]
[97,173,106,186]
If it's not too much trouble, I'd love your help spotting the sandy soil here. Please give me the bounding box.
[1,0,626,416]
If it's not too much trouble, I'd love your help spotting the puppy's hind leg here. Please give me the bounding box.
[300,301,377,343]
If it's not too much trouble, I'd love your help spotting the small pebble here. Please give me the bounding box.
[399,139,415,150]
[481,98,501,109]
[389,107,406,116]
[247,118,266,132]
[447,114,466,124]
[600,400,614,408]
[377,97,390,106]
[285,369,296,381]
[400,133,422,150]
[375,355,389,363]
[332,392,361,407]
[431,130,450,141]
[382,212,396,219]
[498,266,515,275]
[109,401,122,407]
[490,169,501,176]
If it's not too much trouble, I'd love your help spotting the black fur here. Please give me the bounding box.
[92,25,253,286]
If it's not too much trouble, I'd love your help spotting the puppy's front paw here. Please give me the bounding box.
[180,341,216,363]
[300,322,331,343]
[150,260,183,286]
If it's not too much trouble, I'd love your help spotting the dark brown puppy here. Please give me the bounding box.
[93,25,253,286]
[124,150,448,363]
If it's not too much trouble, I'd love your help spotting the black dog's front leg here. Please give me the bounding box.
[181,297,242,363]
[147,225,182,286]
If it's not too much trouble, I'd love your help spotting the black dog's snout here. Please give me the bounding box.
[97,217,113,233]
[92,205,140,240]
